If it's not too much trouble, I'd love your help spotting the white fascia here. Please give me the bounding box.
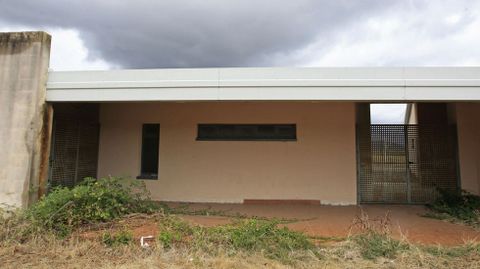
[46,67,480,102]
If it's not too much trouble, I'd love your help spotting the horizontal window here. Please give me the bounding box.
[197,124,296,141]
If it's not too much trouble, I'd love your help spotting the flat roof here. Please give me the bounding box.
[46,67,480,102]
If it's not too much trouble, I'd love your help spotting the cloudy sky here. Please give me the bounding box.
[1,0,479,122]
[1,0,479,71]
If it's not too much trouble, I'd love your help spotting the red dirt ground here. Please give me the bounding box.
[174,203,480,246]
[80,204,480,246]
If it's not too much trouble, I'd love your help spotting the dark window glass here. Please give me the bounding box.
[197,124,296,141]
[138,124,159,179]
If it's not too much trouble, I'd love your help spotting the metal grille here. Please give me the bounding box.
[49,104,99,188]
[357,124,459,204]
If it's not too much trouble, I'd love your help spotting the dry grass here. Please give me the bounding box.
[1,234,480,269]
[2,201,480,269]
[0,236,313,269]
[349,209,392,236]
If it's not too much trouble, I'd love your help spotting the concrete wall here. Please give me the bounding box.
[0,32,51,207]
[97,102,357,205]
[455,103,480,195]
[405,103,418,124]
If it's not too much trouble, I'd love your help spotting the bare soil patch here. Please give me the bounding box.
[167,203,480,246]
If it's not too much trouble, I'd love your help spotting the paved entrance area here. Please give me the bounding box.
[172,203,480,246]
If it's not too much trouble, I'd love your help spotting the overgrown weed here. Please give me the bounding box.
[425,189,480,227]
[0,177,159,240]
[102,228,134,247]
[3,182,480,268]
[349,210,409,260]
[157,216,316,263]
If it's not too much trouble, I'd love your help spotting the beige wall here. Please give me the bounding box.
[455,103,480,195]
[97,102,357,205]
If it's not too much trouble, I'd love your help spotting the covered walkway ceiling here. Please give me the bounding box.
[46,67,480,102]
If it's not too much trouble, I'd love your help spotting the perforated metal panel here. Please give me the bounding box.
[48,104,99,188]
[357,124,459,204]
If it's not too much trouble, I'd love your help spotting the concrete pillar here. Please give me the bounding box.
[416,103,448,124]
[404,103,418,124]
[355,103,372,203]
[355,103,371,125]
[0,32,51,207]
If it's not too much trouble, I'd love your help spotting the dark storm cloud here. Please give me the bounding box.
[0,0,398,68]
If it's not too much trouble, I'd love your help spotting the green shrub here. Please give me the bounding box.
[426,189,480,226]
[102,229,134,246]
[157,217,315,262]
[158,230,182,249]
[26,176,158,236]
[228,219,313,258]
[157,216,194,249]
[353,232,408,260]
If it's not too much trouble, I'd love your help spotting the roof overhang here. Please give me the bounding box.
[46,67,480,102]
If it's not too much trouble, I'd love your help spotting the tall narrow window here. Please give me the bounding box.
[138,124,159,179]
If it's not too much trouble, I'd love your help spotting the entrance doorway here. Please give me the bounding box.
[357,103,459,204]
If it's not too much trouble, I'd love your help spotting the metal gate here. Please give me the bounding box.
[357,124,459,204]
[48,104,100,188]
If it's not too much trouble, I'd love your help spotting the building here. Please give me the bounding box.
[1,32,480,207]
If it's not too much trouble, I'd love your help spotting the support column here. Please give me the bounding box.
[356,103,371,125]
[355,103,371,203]
[0,32,52,207]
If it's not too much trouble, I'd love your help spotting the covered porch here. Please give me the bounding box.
[44,67,480,205]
